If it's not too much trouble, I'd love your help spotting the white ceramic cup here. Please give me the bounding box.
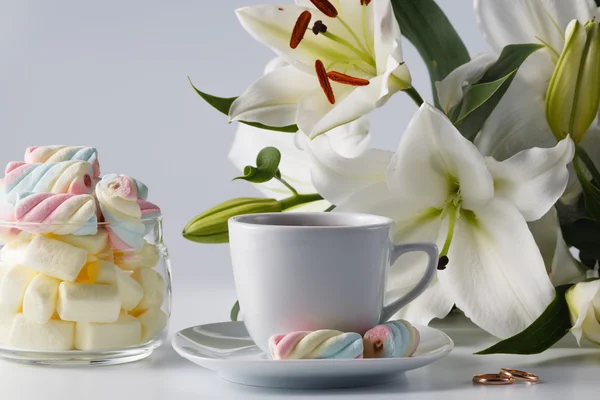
[228,212,438,355]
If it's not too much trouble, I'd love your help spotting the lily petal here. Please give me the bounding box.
[324,116,371,158]
[228,125,316,199]
[309,135,392,205]
[298,76,380,138]
[474,0,596,56]
[436,53,496,114]
[566,280,600,345]
[441,198,555,338]
[236,5,359,74]
[528,208,586,285]
[230,66,319,127]
[387,104,494,210]
[474,62,557,160]
[485,137,574,221]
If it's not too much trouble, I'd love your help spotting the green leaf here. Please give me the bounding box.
[476,285,573,355]
[454,43,544,140]
[453,72,516,124]
[188,78,298,133]
[574,158,600,221]
[596,0,600,7]
[234,147,282,183]
[230,301,240,322]
[562,218,600,259]
[391,0,470,109]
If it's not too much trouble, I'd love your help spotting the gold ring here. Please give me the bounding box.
[499,368,539,383]
[472,374,516,385]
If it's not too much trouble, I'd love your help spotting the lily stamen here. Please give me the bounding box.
[327,71,370,86]
[291,11,312,49]
[310,0,338,18]
[315,60,336,104]
[360,0,372,5]
[312,20,328,35]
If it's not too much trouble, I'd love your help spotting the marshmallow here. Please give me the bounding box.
[132,268,165,310]
[92,261,117,284]
[0,266,38,315]
[97,247,114,263]
[363,319,420,358]
[53,229,108,254]
[114,242,159,270]
[269,330,364,360]
[23,235,88,281]
[0,240,30,265]
[95,175,146,250]
[24,146,100,179]
[137,308,168,343]
[0,312,15,344]
[114,267,143,311]
[22,274,60,324]
[3,161,94,204]
[57,282,121,323]
[9,314,75,350]
[75,312,141,350]
[15,193,97,236]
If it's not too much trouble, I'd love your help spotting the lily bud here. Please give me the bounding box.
[546,20,600,143]
[565,280,600,346]
[183,198,282,244]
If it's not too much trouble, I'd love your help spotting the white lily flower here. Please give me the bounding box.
[470,0,598,160]
[565,280,600,345]
[230,0,411,139]
[528,208,586,286]
[327,104,574,338]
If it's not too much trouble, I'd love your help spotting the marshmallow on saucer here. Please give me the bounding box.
[269,330,364,360]
[363,320,420,358]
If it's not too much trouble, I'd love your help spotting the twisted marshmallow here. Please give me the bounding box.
[3,161,94,204]
[269,330,363,360]
[96,174,147,250]
[25,146,100,178]
[363,320,420,358]
[15,192,97,235]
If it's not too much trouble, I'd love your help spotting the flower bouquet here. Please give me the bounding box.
[183,0,600,354]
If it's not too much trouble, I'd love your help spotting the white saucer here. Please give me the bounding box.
[172,321,453,389]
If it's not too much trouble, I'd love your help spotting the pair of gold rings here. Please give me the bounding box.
[472,368,539,385]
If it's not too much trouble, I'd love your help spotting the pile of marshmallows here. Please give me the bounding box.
[0,146,167,351]
[269,320,420,360]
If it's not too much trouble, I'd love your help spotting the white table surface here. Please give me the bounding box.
[1,286,599,400]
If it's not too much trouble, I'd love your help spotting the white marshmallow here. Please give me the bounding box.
[23,235,88,281]
[0,312,15,345]
[137,308,168,343]
[75,312,141,350]
[114,268,143,311]
[9,314,74,350]
[94,261,117,284]
[97,247,114,263]
[0,266,38,315]
[0,241,29,264]
[114,242,159,270]
[54,229,108,254]
[132,268,165,310]
[57,282,121,323]
[22,274,60,324]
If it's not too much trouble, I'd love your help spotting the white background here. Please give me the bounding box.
[0,0,489,317]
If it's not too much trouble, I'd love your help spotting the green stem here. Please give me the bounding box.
[576,145,600,184]
[322,31,374,66]
[280,193,324,210]
[440,206,457,257]
[325,205,337,212]
[275,176,299,196]
[403,86,425,107]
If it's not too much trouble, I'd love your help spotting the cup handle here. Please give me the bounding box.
[379,242,439,323]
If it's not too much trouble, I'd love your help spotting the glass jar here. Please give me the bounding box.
[0,216,171,365]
